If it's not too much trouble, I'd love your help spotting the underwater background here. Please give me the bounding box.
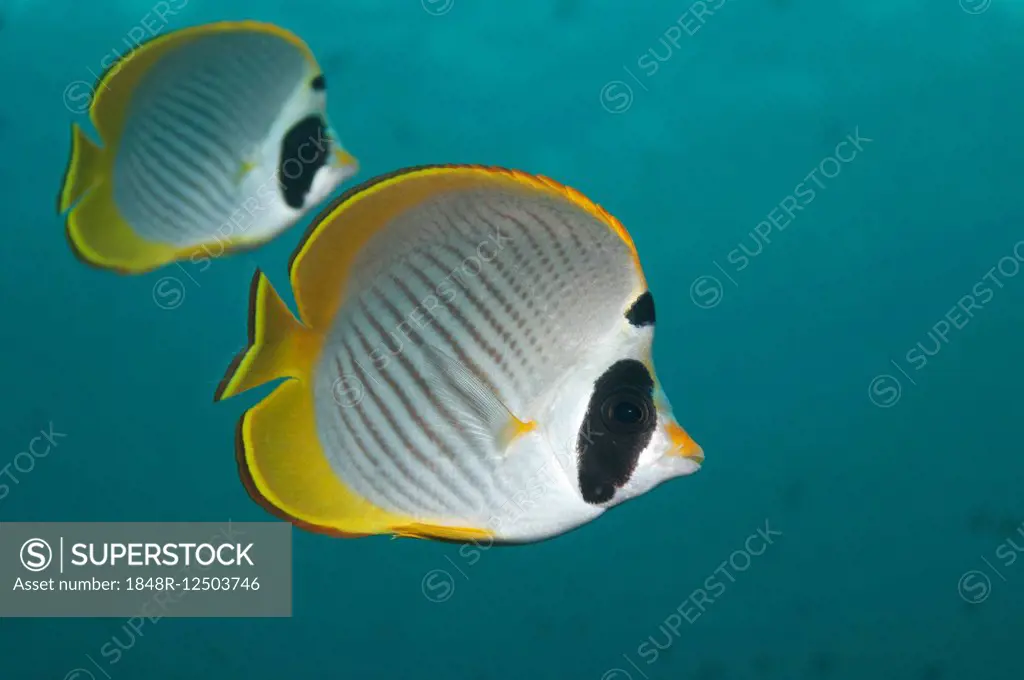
[2,0,1023,678]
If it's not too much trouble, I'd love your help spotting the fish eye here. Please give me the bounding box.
[600,389,653,434]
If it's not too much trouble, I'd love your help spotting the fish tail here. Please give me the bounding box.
[57,124,103,213]
[214,270,319,402]
[216,271,416,538]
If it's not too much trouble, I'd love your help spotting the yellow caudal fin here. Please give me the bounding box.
[220,272,419,537]
[57,124,104,213]
[215,270,320,402]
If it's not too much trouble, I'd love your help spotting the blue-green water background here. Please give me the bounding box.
[2,1,1022,678]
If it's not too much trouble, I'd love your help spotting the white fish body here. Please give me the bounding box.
[216,166,703,544]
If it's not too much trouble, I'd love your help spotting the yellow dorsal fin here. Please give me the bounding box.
[80,22,314,149]
[287,164,645,332]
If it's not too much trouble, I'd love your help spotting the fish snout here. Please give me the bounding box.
[665,420,704,464]
[333,148,359,175]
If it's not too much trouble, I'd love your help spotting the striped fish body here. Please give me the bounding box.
[216,166,704,544]
[57,21,359,274]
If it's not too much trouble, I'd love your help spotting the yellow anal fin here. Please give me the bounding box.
[63,175,180,274]
[215,270,319,402]
[235,378,414,537]
[393,523,494,542]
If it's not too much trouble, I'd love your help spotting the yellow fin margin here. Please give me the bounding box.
[215,270,319,402]
[231,376,413,537]
[83,20,315,146]
[219,272,428,536]
[286,164,647,332]
[392,524,494,541]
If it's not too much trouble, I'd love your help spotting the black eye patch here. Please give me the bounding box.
[576,359,657,504]
[625,291,655,327]
[278,115,330,209]
[310,74,326,91]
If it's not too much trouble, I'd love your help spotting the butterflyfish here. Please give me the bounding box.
[214,165,704,544]
[57,21,359,274]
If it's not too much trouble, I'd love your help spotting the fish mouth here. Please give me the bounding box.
[333,148,359,175]
[665,420,704,464]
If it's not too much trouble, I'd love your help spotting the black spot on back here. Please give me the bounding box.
[625,291,655,327]
[278,115,330,209]
[310,74,326,91]
[576,359,656,504]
